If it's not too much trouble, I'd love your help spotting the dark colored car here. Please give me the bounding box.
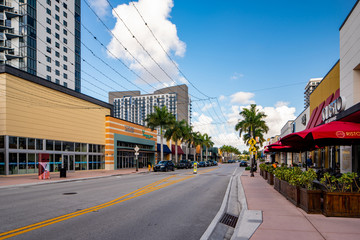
[206,161,212,167]
[239,161,248,167]
[153,161,175,172]
[178,160,192,169]
[213,161,218,166]
[209,160,218,166]
[198,161,206,167]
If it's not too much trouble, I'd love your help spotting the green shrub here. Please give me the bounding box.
[321,172,360,192]
[245,166,251,171]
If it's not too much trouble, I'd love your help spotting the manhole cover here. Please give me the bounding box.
[63,192,77,195]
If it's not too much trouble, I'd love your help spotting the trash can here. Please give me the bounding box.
[60,167,66,178]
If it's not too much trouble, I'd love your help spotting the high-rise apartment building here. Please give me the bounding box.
[304,78,322,108]
[0,0,81,92]
[109,85,191,126]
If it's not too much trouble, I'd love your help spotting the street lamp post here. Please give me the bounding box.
[134,145,139,172]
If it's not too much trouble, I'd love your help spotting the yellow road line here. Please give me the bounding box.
[0,175,195,240]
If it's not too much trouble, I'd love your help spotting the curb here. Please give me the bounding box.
[231,172,262,240]
[0,171,150,189]
[200,167,238,240]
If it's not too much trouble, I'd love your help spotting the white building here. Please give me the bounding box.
[109,85,191,126]
[304,78,322,108]
[0,0,81,92]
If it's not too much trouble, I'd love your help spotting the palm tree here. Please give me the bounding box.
[203,133,214,161]
[164,120,187,164]
[235,104,269,146]
[235,104,269,175]
[145,106,175,163]
[192,131,202,162]
[182,123,193,160]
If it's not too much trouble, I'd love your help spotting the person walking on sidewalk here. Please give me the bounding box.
[306,155,313,169]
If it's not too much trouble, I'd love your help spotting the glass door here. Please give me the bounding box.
[62,154,75,171]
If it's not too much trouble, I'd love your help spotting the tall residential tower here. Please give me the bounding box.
[0,0,81,91]
[109,85,191,126]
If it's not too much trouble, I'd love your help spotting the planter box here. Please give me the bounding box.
[299,188,322,214]
[323,192,360,217]
[279,180,288,197]
[264,170,268,180]
[267,172,274,185]
[274,177,281,192]
[287,184,300,207]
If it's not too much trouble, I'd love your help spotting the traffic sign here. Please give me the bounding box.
[134,145,140,152]
[249,146,256,152]
[135,152,139,156]
[248,138,256,145]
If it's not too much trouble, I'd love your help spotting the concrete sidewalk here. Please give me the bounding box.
[240,172,360,240]
[0,168,150,188]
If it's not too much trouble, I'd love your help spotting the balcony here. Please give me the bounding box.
[0,19,11,30]
[4,49,24,60]
[4,8,23,19]
[4,29,23,39]
[0,40,11,51]
[0,0,13,11]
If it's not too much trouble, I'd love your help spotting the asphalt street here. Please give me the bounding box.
[0,164,239,240]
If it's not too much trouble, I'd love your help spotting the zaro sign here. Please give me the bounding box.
[322,96,346,122]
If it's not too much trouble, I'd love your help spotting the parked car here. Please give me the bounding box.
[213,161,218,166]
[209,160,218,166]
[198,161,206,167]
[239,160,248,167]
[177,160,192,169]
[153,161,175,172]
[206,161,212,167]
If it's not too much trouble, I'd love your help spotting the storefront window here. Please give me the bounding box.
[46,140,54,151]
[54,154,61,172]
[81,143,87,152]
[9,136,18,149]
[55,141,62,151]
[28,138,35,150]
[9,153,17,174]
[89,144,93,153]
[63,142,74,151]
[48,154,54,172]
[28,153,36,173]
[75,143,80,152]
[0,152,4,175]
[19,153,26,174]
[88,155,93,170]
[19,138,27,149]
[81,155,87,170]
[36,139,43,150]
[0,136,4,148]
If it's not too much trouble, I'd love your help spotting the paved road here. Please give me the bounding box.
[0,164,239,240]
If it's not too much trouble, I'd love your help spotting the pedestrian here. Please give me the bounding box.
[306,155,313,168]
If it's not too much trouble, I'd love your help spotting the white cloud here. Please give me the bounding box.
[230,72,244,80]
[219,95,226,101]
[89,0,109,18]
[230,92,255,104]
[201,103,215,112]
[107,0,186,85]
[275,101,290,108]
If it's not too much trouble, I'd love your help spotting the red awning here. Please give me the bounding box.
[171,145,185,155]
[281,121,360,148]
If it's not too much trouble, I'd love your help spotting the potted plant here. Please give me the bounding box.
[274,167,285,192]
[298,169,322,213]
[286,167,302,206]
[321,172,360,217]
[266,165,275,185]
[259,163,266,177]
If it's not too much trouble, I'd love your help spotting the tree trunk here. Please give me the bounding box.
[175,140,178,163]
[200,146,203,162]
[186,144,189,160]
[160,128,164,162]
[194,145,197,161]
[206,147,208,161]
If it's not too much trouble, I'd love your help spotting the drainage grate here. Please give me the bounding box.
[62,192,77,195]
[219,213,238,228]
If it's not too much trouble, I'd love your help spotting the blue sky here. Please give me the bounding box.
[81,0,357,150]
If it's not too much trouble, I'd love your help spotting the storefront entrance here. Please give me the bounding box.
[62,155,74,172]
[117,151,152,169]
